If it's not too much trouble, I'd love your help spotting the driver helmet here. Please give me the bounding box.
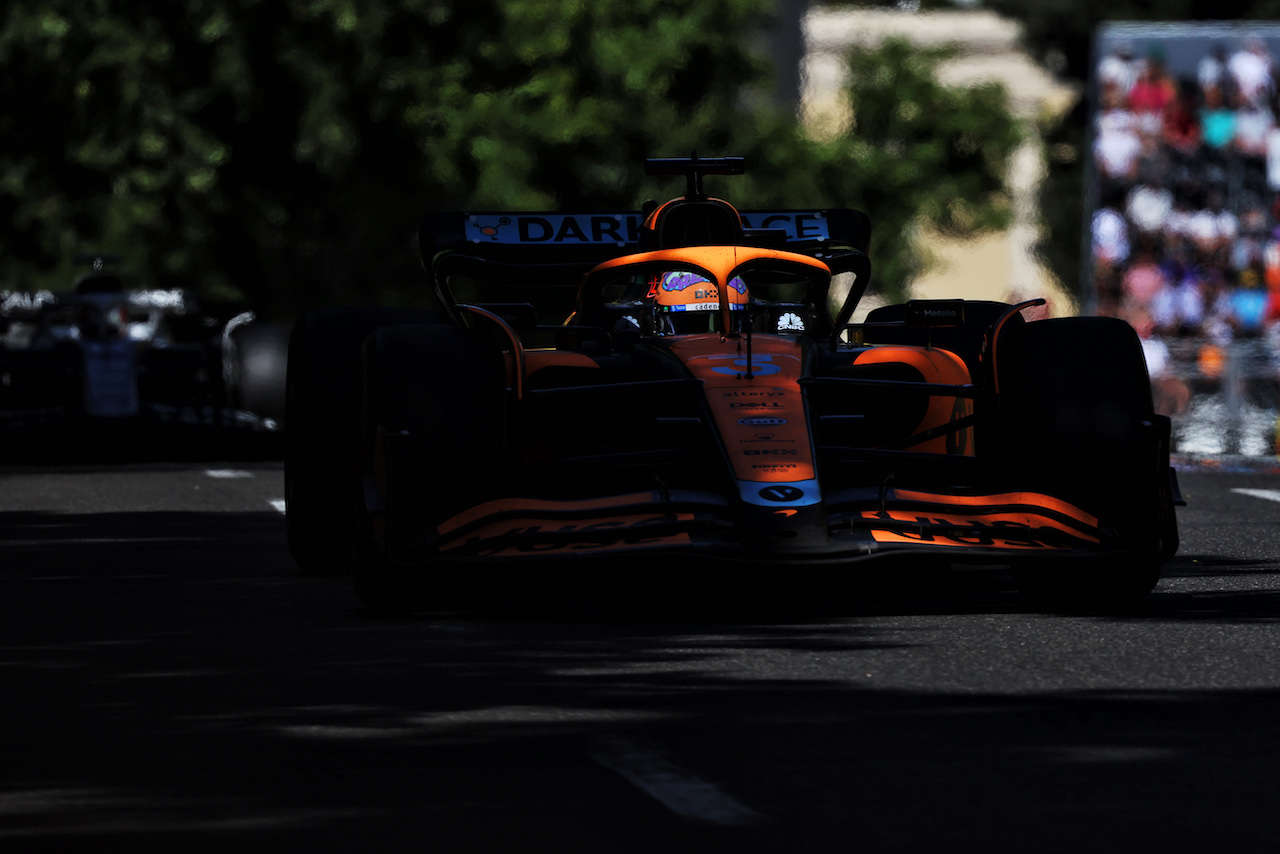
[651,270,748,334]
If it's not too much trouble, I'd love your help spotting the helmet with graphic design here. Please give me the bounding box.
[651,270,749,334]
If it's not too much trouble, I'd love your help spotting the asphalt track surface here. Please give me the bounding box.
[3,458,1280,852]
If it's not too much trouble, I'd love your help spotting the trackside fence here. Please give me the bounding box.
[1159,336,1280,457]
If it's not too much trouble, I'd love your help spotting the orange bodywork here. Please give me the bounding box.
[853,345,975,455]
[588,245,829,281]
[440,513,695,558]
[891,489,1099,527]
[664,335,815,484]
[419,327,1109,559]
[588,246,830,336]
[859,489,1101,550]
[383,173,1165,571]
[432,493,698,558]
[523,349,600,378]
[418,246,1108,563]
[436,492,661,540]
[863,509,1100,549]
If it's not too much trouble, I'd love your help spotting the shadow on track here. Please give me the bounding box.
[0,421,282,466]
[4,507,1280,852]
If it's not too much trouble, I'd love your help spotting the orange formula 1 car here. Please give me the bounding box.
[285,156,1182,612]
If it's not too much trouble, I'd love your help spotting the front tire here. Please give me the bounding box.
[994,316,1177,606]
[352,323,508,614]
[284,306,443,576]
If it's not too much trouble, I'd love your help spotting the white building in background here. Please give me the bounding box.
[799,6,1079,314]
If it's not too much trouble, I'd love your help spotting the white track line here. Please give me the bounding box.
[205,469,253,479]
[589,735,767,826]
[270,500,287,514]
[1232,488,1280,503]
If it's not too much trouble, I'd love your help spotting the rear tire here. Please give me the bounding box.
[226,320,290,423]
[284,306,443,576]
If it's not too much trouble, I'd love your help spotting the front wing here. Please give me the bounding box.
[387,484,1141,567]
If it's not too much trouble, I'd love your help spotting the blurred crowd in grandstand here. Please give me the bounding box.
[1092,35,1280,423]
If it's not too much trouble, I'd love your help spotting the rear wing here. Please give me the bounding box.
[418,208,871,265]
[419,207,872,332]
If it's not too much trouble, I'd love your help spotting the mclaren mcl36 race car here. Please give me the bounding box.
[0,257,286,458]
[285,155,1182,612]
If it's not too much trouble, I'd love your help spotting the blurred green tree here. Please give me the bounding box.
[0,1,1019,315]
[821,38,1022,300]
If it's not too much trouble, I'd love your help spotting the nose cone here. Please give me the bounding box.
[737,501,830,555]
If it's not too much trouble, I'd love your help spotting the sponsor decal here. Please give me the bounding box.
[729,401,786,410]
[904,300,965,325]
[1,290,57,312]
[721,390,785,398]
[738,417,787,426]
[738,212,830,241]
[443,514,694,556]
[128,289,186,310]
[862,510,1098,549]
[751,464,798,472]
[82,339,140,417]
[471,216,511,240]
[740,433,795,444]
[710,354,782,378]
[776,312,806,332]
[739,478,820,507]
[464,210,830,245]
[467,213,640,245]
[759,485,805,502]
[743,448,798,456]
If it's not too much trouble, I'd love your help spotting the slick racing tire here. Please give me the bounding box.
[995,316,1177,606]
[226,320,290,424]
[352,323,507,615]
[285,306,444,576]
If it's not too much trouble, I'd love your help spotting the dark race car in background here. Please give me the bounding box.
[0,259,287,460]
[285,155,1183,612]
